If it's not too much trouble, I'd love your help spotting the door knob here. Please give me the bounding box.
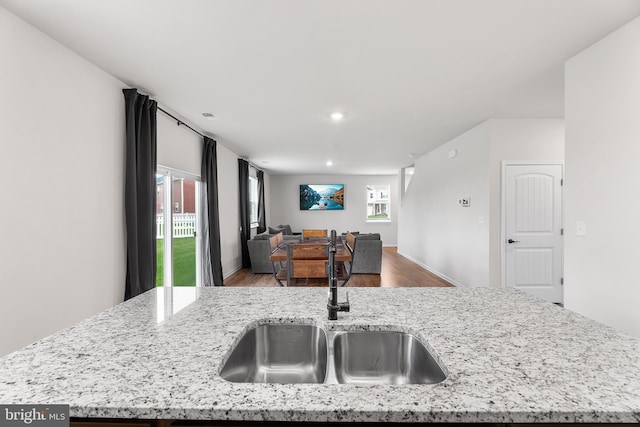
[508,239,520,244]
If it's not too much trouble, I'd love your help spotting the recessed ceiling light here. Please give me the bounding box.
[201,112,215,119]
[326,160,333,166]
[330,112,344,121]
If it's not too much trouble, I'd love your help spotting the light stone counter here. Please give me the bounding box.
[0,287,638,423]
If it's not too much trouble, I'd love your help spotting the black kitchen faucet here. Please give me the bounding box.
[327,229,350,320]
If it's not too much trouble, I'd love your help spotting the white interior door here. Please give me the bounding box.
[504,164,563,303]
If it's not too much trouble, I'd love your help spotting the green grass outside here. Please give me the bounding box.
[156,237,196,287]
[367,214,390,219]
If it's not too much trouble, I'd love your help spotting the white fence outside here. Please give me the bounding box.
[157,213,196,239]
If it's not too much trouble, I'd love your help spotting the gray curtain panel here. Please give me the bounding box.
[238,159,251,268]
[123,88,157,300]
[201,137,224,286]
[257,169,267,234]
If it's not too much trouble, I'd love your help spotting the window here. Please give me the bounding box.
[156,167,202,287]
[249,175,259,228]
[366,184,391,221]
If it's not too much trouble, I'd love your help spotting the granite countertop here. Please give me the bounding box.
[0,287,639,423]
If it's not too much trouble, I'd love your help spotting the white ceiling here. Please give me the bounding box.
[2,0,640,175]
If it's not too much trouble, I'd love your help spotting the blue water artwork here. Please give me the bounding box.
[299,184,345,210]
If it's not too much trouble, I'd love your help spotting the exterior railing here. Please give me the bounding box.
[156,213,196,239]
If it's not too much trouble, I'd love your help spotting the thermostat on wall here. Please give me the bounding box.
[459,197,470,207]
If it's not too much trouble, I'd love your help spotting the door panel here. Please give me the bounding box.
[171,176,197,286]
[156,170,201,287]
[514,174,554,232]
[514,248,553,286]
[505,164,563,303]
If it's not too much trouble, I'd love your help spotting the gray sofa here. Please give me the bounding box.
[342,232,383,274]
[248,225,300,274]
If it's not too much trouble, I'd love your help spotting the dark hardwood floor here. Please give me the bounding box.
[224,247,453,287]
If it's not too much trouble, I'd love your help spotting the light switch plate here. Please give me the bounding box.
[576,221,586,236]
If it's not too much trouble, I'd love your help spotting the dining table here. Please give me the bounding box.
[269,239,352,262]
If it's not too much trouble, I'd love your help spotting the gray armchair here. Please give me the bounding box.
[268,224,301,236]
[248,231,298,274]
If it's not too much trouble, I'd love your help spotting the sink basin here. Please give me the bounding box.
[219,323,327,384]
[332,330,446,384]
[220,323,447,385]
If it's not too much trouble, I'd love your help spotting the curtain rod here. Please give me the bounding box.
[243,159,263,173]
[157,106,206,139]
[157,106,264,173]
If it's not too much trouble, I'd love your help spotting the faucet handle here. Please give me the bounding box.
[339,292,350,312]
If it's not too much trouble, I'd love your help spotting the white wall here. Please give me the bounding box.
[398,123,491,286]
[565,17,640,337]
[0,7,248,356]
[398,119,564,288]
[0,8,125,356]
[217,145,244,278]
[488,119,565,285]
[270,174,398,245]
[157,112,202,176]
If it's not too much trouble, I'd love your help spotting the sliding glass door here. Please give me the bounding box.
[156,168,202,287]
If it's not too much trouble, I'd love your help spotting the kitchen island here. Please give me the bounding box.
[0,287,638,424]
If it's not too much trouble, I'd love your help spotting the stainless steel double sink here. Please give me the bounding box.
[219,323,447,385]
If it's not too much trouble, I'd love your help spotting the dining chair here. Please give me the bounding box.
[270,234,287,286]
[302,229,328,240]
[286,243,348,286]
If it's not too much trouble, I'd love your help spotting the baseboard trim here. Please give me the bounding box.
[223,265,243,280]
[396,250,466,287]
